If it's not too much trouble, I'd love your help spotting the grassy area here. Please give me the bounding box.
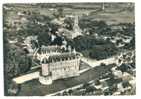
[17,64,114,96]
[5,3,134,25]
[91,11,134,25]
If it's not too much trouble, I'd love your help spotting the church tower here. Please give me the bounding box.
[72,15,82,39]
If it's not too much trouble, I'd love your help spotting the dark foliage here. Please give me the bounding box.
[117,63,130,73]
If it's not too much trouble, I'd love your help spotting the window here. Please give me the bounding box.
[64,68,66,71]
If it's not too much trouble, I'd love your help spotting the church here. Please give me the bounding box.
[38,45,80,85]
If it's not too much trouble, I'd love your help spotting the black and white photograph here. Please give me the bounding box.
[2,2,136,96]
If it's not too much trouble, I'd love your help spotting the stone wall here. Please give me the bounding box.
[49,58,80,80]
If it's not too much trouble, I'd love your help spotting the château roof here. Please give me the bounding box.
[48,53,76,60]
[41,45,62,52]
[41,52,80,63]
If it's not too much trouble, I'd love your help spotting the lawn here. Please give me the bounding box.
[17,64,114,96]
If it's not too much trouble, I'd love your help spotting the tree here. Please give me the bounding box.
[103,88,113,95]
[95,79,101,85]
[4,42,20,95]
[62,91,68,96]
[38,31,51,46]
[82,82,90,89]
[4,39,32,95]
[18,55,32,74]
[64,17,74,30]
[7,81,21,96]
[51,36,63,46]
[109,84,117,92]
[89,44,117,60]
[24,14,52,36]
[124,36,135,50]
[122,81,130,88]
[68,89,73,95]
[86,86,97,93]
[117,63,129,73]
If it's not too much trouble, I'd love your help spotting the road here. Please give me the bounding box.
[13,56,116,84]
[81,56,117,68]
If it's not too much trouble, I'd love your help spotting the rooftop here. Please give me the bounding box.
[49,52,78,60]
[41,52,79,63]
[41,45,62,52]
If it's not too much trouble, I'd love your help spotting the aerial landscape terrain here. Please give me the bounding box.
[3,3,135,96]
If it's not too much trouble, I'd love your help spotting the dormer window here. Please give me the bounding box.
[42,58,48,64]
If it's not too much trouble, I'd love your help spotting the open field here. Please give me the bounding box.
[5,3,134,25]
